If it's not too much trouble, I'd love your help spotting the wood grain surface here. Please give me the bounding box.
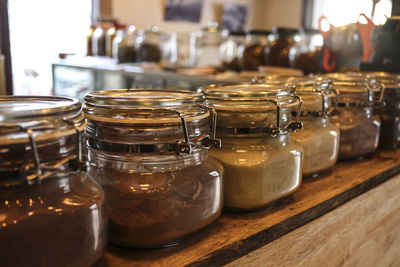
[95,149,400,267]
[227,174,400,267]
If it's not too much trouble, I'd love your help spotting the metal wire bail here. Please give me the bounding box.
[263,93,303,137]
[200,106,222,149]
[173,110,194,155]
[172,107,221,155]
[63,118,85,171]
[25,128,42,183]
[286,95,303,133]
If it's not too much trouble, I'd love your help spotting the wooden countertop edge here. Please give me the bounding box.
[186,163,400,267]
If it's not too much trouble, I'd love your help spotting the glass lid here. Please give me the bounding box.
[320,73,381,99]
[252,76,334,115]
[366,72,400,88]
[200,21,228,36]
[0,96,81,121]
[0,96,84,183]
[201,83,303,136]
[84,89,210,126]
[252,75,332,92]
[84,89,219,154]
[84,89,204,108]
[201,83,296,104]
[323,73,377,86]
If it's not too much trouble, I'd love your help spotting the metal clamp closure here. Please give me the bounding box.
[62,118,86,171]
[173,106,221,155]
[265,95,303,137]
[200,106,222,149]
[326,86,340,116]
[372,82,386,110]
[1,118,83,185]
[88,107,221,156]
[173,111,194,155]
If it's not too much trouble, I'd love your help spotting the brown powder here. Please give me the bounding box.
[0,172,107,267]
[88,151,223,248]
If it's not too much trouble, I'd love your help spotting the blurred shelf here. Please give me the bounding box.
[52,56,226,99]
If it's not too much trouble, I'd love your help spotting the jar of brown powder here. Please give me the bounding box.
[0,96,106,267]
[325,74,382,159]
[84,89,223,248]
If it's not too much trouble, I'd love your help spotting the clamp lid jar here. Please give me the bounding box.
[241,30,270,71]
[135,26,168,63]
[252,76,340,177]
[366,72,400,148]
[190,22,228,67]
[0,96,84,183]
[326,74,382,159]
[84,89,223,248]
[286,78,340,177]
[0,96,106,267]
[202,83,303,211]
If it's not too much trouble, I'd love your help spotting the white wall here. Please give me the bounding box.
[111,0,303,33]
[263,0,303,29]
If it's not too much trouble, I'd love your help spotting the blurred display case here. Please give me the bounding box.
[52,56,222,99]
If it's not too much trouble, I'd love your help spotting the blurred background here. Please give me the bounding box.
[0,0,398,97]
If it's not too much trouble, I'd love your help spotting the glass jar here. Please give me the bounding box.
[0,96,106,266]
[219,31,245,71]
[105,25,117,58]
[201,84,303,211]
[135,26,168,63]
[113,25,137,63]
[190,22,228,67]
[366,72,400,149]
[241,30,270,71]
[289,29,323,74]
[92,22,113,57]
[169,32,191,68]
[287,78,340,176]
[252,76,340,177]
[264,27,298,67]
[326,23,362,58]
[84,89,223,248]
[86,25,95,56]
[326,74,382,159]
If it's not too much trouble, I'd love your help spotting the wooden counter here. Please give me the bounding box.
[96,149,400,266]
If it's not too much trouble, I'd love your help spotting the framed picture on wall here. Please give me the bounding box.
[164,0,204,23]
[221,4,248,32]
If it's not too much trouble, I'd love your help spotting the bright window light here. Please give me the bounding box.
[8,0,92,95]
[319,0,391,27]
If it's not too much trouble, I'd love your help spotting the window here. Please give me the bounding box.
[8,0,92,95]
[307,0,392,28]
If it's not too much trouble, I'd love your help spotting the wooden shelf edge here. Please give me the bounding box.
[187,163,400,267]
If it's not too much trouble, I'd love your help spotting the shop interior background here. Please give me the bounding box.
[0,0,393,96]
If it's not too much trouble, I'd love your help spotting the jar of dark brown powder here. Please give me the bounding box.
[84,89,224,248]
[0,96,106,267]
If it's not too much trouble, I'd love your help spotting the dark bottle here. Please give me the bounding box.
[264,27,298,67]
[241,30,270,71]
[289,28,323,74]
[113,25,137,63]
[136,26,168,63]
[86,25,95,56]
[220,31,245,71]
[92,23,113,57]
